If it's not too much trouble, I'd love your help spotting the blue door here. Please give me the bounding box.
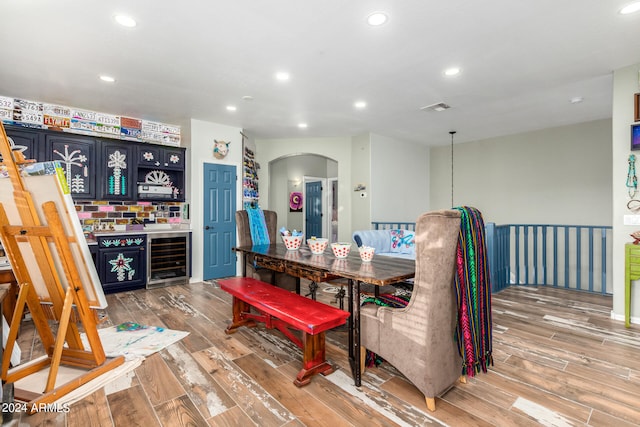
[305,181,323,238]
[203,163,236,279]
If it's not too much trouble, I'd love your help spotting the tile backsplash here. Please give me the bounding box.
[75,200,184,232]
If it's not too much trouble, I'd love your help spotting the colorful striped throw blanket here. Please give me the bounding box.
[453,206,493,377]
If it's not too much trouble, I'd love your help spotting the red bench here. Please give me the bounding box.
[219,277,350,386]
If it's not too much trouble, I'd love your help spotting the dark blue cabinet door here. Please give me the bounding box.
[4,126,42,161]
[97,235,147,293]
[44,134,96,199]
[101,141,134,200]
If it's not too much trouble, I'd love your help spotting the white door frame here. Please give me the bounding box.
[327,177,338,243]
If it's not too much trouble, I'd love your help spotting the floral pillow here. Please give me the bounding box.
[389,229,415,254]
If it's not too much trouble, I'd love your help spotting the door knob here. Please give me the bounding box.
[204,225,211,230]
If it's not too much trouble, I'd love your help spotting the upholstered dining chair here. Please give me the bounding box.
[360,209,463,412]
[235,209,298,292]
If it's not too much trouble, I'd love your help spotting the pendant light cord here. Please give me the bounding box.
[450,131,456,208]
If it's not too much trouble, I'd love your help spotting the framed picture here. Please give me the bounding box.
[635,93,640,122]
[289,191,303,212]
[632,123,640,151]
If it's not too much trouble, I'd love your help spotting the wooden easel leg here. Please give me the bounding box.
[2,282,30,378]
[45,288,75,392]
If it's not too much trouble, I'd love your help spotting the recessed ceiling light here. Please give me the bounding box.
[620,1,640,14]
[298,123,308,129]
[444,67,461,76]
[354,101,367,109]
[275,72,290,81]
[226,105,237,111]
[114,14,136,27]
[367,12,388,26]
[570,96,584,104]
[242,95,254,101]
[99,75,116,83]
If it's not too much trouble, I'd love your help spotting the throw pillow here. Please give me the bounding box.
[390,229,415,254]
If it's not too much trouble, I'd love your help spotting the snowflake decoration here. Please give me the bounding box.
[108,252,136,282]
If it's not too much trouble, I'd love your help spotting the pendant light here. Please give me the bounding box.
[450,131,456,208]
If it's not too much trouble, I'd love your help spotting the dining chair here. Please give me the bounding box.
[360,209,463,412]
[235,209,298,292]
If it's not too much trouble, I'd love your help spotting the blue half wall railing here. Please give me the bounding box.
[372,221,613,295]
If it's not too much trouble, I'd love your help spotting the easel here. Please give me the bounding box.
[0,123,123,413]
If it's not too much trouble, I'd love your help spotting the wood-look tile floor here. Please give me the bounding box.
[4,281,640,426]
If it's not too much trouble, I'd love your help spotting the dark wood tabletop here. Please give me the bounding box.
[233,244,415,286]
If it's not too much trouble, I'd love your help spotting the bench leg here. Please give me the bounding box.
[225,296,256,334]
[294,331,334,387]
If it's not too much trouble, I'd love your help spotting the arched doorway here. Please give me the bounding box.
[269,154,338,241]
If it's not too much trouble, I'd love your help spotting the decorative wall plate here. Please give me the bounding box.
[214,139,230,159]
[145,170,172,185]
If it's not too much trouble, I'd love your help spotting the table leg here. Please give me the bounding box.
[242,254,247,277]
[348,279,353,363]
[305,281,318,300]
[348,279,362,387]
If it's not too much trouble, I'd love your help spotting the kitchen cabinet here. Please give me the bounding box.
[3,125,186,202]
[100,140,134,200]
[136,145,186,201]
[137,144,185,170]
[3,127,42,161]
[96,235,147,293]
[44,133,97,200]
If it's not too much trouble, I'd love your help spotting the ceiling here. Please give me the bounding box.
[1,1,639,146]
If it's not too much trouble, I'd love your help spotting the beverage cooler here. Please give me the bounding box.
[146,232,191,288]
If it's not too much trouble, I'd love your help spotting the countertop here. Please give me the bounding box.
[87,227,192,244]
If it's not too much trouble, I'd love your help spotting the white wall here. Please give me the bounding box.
[612,62,640,322]
[188,118,244,282]
[430,119,613,225]
[255,137,353,242]
[371,134,430,223]
[350,133,371,232]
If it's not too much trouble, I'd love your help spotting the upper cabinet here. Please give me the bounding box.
[3,125,186,202]
[44,133,97,200]
[136,144,186,201]
[101,141,134,200]
[3,127,42,161]
[136,144,185,170]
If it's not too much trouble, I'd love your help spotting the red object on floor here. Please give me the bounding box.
[219,276,350,386]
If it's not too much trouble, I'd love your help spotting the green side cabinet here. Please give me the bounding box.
[624,243,640,327]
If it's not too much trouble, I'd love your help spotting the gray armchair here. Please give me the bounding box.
[235,210,298,292]
[360,209,463,412]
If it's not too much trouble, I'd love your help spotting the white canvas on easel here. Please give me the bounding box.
[0,123,123,413]
[0,161,107,309]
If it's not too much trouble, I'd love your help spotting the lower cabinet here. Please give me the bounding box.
[96,235,147,293]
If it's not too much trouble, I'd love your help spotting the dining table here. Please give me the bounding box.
[232,243,415,387]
